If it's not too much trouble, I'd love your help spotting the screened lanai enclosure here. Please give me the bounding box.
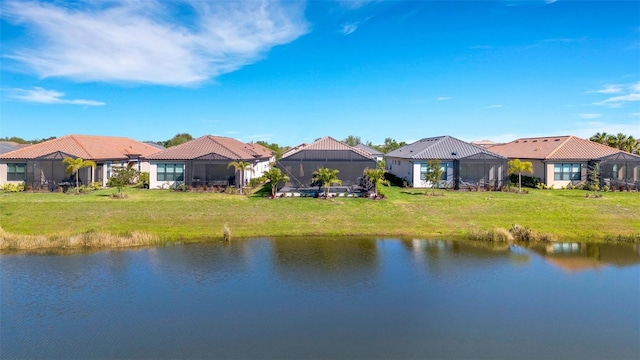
[456,152,507,190]
[598,152,640,191]
[182,156,238,188]
[277,151,376,192]
[22,152,96,191]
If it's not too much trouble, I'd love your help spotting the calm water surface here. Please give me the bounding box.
[1,238,639,359]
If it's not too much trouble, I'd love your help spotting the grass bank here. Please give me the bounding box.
[1,186,638,249]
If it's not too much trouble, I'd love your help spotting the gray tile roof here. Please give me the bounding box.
[355,143,383,156]
[385,136,506,160]
[282,137,373,160]
[0,141,22,155]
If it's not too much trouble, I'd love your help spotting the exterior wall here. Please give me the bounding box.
[148,161,186,189]
[412,161,454,188]
[248,158,273,181]
[545,161,587,188]
[385,157,456,188]
[139,161,151,173]
[527,159,546,181]
[385,157,414,186]
[0,163,23,186]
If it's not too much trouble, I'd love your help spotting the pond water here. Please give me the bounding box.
[1,238,639,359]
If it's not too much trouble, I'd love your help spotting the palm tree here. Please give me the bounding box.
[619,135,639,153]
[590,132,609,145]
[228,161,253,194]
[62,157,97,193]
[364,160,389,197]
[262,166,289,198]
[608,133,627,150]
[507,159,534,193]
[311,168,342,197]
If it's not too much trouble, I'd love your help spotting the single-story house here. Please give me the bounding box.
[0,134,162,190]
[385,136,507,189]
[487,135,640,188]
[278,136,376,188]
[143,135,274,189]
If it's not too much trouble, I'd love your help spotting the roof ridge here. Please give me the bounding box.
[68,135,92,159]
[207,135,245,160]
[412,136,445,159]
[545,136,573,159]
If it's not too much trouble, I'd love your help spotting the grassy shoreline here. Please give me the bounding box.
[1,186,639,250]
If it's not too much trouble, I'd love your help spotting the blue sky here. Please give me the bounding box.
[1,0,639,146]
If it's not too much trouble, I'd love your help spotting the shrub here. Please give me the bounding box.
[509,174,541,189]
[384,172,408,187]
[509,224,535,241]
[470,228,513,242]
[137,172,149,188]
[2,183,25,192]
[248,177,263,188]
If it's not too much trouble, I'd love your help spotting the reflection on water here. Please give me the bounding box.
[1,239,639,360]
[272,237,378,292]
[528,241,640,273]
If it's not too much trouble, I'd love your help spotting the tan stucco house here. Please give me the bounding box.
[0,134,162,190]
[143,135,274,189]
[488,135,640,188]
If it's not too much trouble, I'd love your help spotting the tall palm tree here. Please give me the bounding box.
[589,132,610,145]
[620,135,639,154]
[228,161,253,194]
[262,167,289,198]
[62,157,97,193]
[311,168,342,197]
[507,159,534,193]
[610,133,628,149]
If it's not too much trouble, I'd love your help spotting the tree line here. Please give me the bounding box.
[5,132,637,155]
[589,133,639,154]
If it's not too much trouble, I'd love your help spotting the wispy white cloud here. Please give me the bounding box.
[340,16,371,35]
[436,96,452,101]
[545,0,558,4]
[1,0,308,86]
[578,113,601,119]
[341,23,359,35]
[592,81,640,108]
[587,84,623,94]
[484,104,504,109]
[629,112,640,117]
[7,87,105,106]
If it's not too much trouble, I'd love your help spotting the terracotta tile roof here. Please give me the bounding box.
[282,136,373,159]
[145,135,273,161]
[489,135,622,160]
[0,134,162,160]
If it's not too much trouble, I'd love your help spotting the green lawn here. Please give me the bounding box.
[1,186,638,245]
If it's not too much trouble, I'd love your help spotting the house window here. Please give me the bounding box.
[554,163,581,181]
[7,163,26,181]
[157,163,184,181]
[420,163,447,181]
